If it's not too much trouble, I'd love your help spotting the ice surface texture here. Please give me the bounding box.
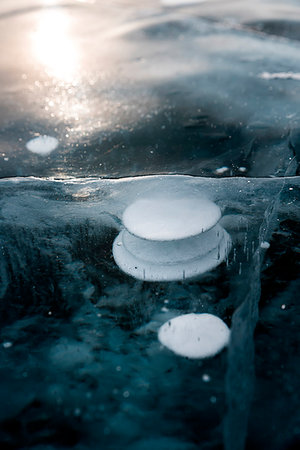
[0,0,300,178]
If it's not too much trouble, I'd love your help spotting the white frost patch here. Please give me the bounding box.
[123,197,221,241]
[260,241,270,249]
[215,166,229,175]
[158,313,230,359]
[26,135,59,156]
[259,72,300,81]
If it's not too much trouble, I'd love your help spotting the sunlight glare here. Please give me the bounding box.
[32,7,79,83]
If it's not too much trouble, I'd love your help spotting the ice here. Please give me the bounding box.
[1,1,300,179]
[129,437,198,450]
[49,338,94,369]
[0,0,300,448]
[0,173,298,448]
[224,174,292,450]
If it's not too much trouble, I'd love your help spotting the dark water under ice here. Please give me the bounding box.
[0,1,300,449]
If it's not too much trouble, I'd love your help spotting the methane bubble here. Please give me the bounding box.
[158,313,230,359]
[25,135,59,156]
[123,197,221,241]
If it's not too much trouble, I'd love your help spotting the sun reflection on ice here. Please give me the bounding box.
[30,1,94,136]
[29,1,123,147]
[32,2,79,83]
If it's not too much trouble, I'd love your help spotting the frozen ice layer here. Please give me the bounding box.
[113,195,231,282]
[158,313,230,359]
[123,197,221,241]
[25,135,58,156]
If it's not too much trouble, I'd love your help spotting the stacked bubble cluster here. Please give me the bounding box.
[113,196,231,282]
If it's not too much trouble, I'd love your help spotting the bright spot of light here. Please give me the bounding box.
[32,6,79,82]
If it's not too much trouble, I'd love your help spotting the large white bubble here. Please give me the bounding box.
[158,313,230,359]
[113,193,231,281]
[123,197,221,241]
[26,135,59,156]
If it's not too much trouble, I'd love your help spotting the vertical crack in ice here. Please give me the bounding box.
[223,161,296,450]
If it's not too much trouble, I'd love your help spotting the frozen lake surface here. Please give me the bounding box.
[1,0,300,179]
[0,0,300,449]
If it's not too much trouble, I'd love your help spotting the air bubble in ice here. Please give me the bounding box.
[26,135,59,156]
[158,313,230,359]
[123,197,221,241]
[113,195,231,281]
[215,166,229,175]
[260,241,270,249]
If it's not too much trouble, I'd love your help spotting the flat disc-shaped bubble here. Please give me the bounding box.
[113,227,231,282]
[26,135,59,156]
[122,223,225,264]
[123,197,221,241]
[158,313,230,359]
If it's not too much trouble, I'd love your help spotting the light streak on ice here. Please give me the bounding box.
[259,72,300,81]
